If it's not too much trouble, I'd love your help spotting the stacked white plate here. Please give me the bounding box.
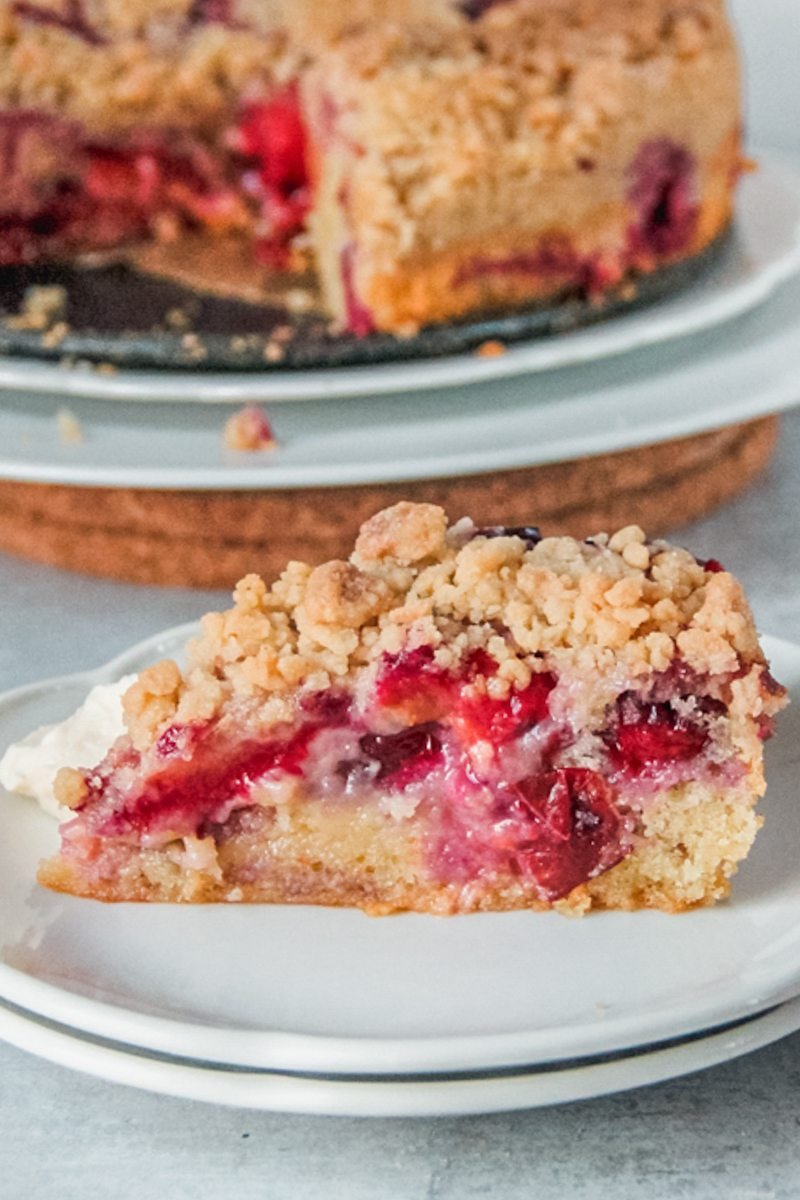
[0,156,798,493]
[1,628,800,1116]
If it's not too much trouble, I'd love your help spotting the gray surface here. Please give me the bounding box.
[1,411,800,1197]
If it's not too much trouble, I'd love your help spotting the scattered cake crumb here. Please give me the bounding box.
[285,288,314,314]
[56,407,84,445]
[5,284,67,332]
[165,306,192,331]
[476,340,506,358]
[224,405,278,453]
[41,321,70,350]
[181,332,207,362]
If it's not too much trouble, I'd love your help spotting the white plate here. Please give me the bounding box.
[4,259,800,490]
[1,629,800,1080]
[2,995,799,1117]
[0,155,798,406]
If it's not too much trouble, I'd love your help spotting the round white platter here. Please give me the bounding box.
[1,628,799,1083]
[2,258,800,489]
[2,994,798,1117]
[0,154,798,406]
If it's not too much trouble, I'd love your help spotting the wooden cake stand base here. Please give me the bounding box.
[0,416,778,589]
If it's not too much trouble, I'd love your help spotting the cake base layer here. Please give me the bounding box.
[0,417,778,588]
[37,780,761,915]
[341,173,736,335]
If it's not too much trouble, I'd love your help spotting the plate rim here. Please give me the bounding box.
[1,992,798,1116]
[0,152,798,405]
[1,628,800,1077]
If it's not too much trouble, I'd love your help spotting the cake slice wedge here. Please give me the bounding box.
[40,503,786,914]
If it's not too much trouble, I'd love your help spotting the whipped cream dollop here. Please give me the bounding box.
[0,676,135,818]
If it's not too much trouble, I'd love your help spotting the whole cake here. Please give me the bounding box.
[0,0,743,334]
[40,503,786,913]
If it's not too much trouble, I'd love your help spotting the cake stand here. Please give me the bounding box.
[0,157,797,587]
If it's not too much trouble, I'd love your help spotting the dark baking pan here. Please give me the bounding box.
[0,229,729,372]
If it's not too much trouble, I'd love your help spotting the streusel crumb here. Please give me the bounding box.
[302,561,393,628]
[354,501,449,565]
[53,766,89,810]
[223,405,278,453]
[5,284,66,332]
[55,407,83,445]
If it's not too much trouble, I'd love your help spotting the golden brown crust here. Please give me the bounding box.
[356,180,735,332]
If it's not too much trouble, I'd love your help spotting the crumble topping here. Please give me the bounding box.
[0,0,455,131]
[53,764,89,808]
[116,502,768,754]
[0,14,290,133]
[301,560,393,628]
[0,0,731,136]
[311,0,731,170]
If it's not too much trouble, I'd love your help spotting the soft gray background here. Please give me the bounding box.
[2,1,800,1196]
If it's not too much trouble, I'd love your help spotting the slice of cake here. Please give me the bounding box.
[0,0,743,335]
[39,503,786,914]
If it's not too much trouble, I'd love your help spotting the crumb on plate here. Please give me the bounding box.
[5,284,67,332]
[223,405,278,453]
[476,340,507,358]
[56,407,84,444]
